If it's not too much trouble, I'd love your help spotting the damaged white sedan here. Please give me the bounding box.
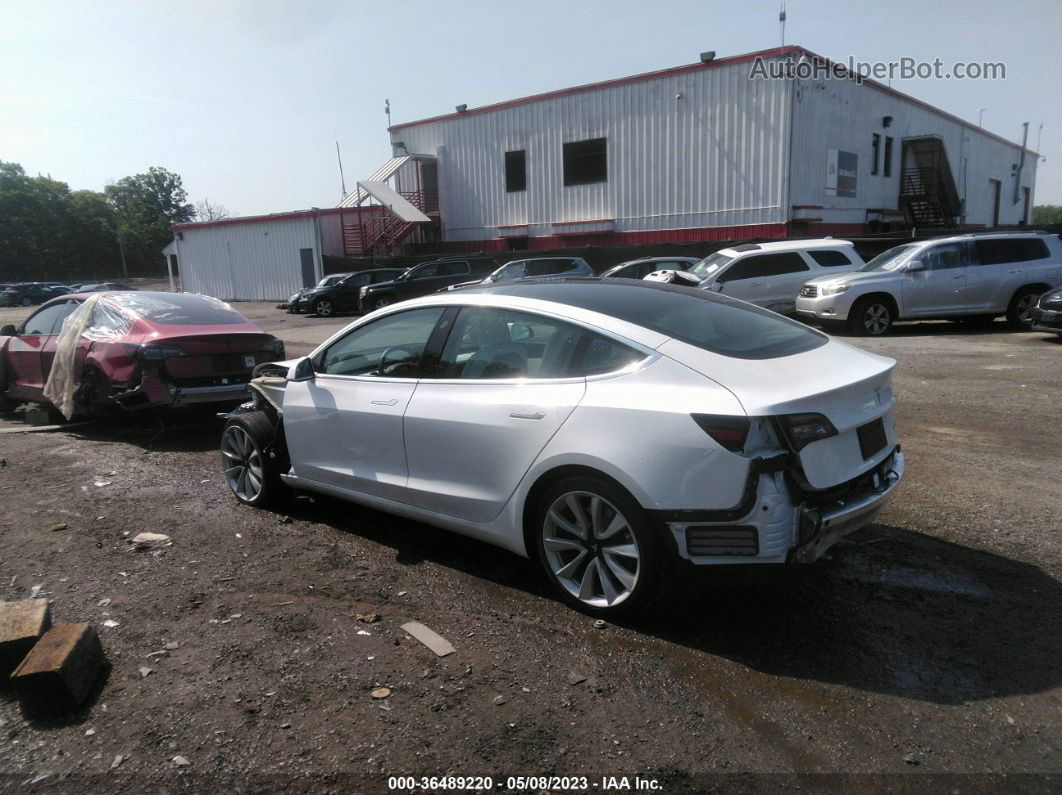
[220,280,904,616]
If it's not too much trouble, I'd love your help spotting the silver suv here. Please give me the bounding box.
[644,239,864,315]
[795,232,1062,336]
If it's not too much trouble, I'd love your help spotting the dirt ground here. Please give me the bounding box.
[0,298,1060,793]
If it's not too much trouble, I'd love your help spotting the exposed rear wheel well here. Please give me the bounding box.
[521,465,643,557]
[1015,282,1051,297]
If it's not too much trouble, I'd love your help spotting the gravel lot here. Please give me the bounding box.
[0,298,1060,792]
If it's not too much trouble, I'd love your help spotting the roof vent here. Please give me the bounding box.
[699,51,716,63]
[455,104,468,113]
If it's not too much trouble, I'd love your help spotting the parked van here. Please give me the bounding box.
[795,231,1062,336]
[643,239,864,314]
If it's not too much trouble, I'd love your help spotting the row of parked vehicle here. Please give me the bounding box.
[0,281,136,307]
[282,230,1062,338]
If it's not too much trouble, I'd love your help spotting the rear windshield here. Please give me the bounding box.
[106,293,246,326]
[483,281,828,360]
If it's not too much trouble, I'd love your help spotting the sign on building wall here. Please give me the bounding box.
[826,149,858,198]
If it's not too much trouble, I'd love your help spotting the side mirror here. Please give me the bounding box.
[509,323,534,342]
[0,324,16,336]
[906,260,925,272]
[288,356,315,382]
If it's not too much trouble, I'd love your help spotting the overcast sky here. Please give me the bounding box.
[2,0,1060,215]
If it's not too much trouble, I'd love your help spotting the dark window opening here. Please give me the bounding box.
[871,134,881,175]
[504,150,526,193]
[809,250,853,267]
[563,138,607,186]
[883,136,893,177]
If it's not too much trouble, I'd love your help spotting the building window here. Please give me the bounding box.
[883,136,893,177]
[563,138,607,186]
[871,134,880,176]
[504,150,526,193]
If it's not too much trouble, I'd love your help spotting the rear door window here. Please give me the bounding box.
[578,333,645,376]
[759,253,811,276]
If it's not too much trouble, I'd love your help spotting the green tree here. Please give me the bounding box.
[105,167,196,276]
[1031,204,1062,225]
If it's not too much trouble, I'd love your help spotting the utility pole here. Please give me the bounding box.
[978,108,986,127]
[335,138,347,202]
[779,2,786,47]
[385,98,391,129]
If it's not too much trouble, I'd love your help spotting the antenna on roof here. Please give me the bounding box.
[779,1,787,47]
[335,136,347,202]
[385,98,391,129]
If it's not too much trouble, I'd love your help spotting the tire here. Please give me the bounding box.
[221,411,289,508]
[532,475,665,617]
[20,296,31,307]
[846,296,894,336]
[1006,287,1042,330]
[313,298,334,317]
[373,296,393,311]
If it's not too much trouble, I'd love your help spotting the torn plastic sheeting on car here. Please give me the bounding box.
[42,291,244,419]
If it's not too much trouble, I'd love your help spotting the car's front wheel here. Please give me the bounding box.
[1006,287,1042,330]
[533,476,664,617]
[847,296,893,336]
[221,412,288,508]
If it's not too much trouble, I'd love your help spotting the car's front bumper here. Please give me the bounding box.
[1030,306,1062,333]
[794,290,860,322]
[663,448,905,566]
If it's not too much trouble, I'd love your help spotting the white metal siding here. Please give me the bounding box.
[789,77,1036,227]
[177,216,321,302]
[393,57,794,242]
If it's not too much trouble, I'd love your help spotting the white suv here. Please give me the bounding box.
[643,239,864,314]
[795,232,1062,336]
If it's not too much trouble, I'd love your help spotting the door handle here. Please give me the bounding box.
[371,398,398,406]
[953,275,964,280]
[1007,269,1021,274]
[510,411,545,420]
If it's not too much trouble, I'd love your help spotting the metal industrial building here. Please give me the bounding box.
[343,45,1037,252]
[171,44,1038,300]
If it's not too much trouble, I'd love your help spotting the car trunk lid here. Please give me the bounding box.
[659,337,898,489]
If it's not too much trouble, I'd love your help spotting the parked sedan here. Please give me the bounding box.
[2,283,61,306]
[600,256,700,280]
[0,291,284,416]
[1030,285,1062,336]
[295,268,407,317]
[359,256,497,311]
[446,257,594,290]
[284,273,351,314]
[220,279,904,616]
[78,282,137,292]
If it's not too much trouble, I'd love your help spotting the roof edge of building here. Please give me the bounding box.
[388,45,1037,156]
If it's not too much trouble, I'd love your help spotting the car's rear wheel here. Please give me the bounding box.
[373,296,393,311]
[73,366,116,418]
[847,297,893,336]
[221,411,288,508]
[1006,287,1042,330]
[314,298,334,317]
[20,296,31,307]
[533,476,663,617]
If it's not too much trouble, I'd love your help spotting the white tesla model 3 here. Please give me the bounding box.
[220,280,904,616]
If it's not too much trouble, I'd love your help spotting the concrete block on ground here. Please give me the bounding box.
[0,598,51,678]
[24,407,53,426]
[11,623,106,713]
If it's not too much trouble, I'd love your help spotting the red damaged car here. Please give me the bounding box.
[0,291,285,416]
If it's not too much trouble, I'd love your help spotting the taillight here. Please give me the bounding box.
[691,414,750,453]
[778,413,838,450]
[263,338,285,357]
[128,343,186,361]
